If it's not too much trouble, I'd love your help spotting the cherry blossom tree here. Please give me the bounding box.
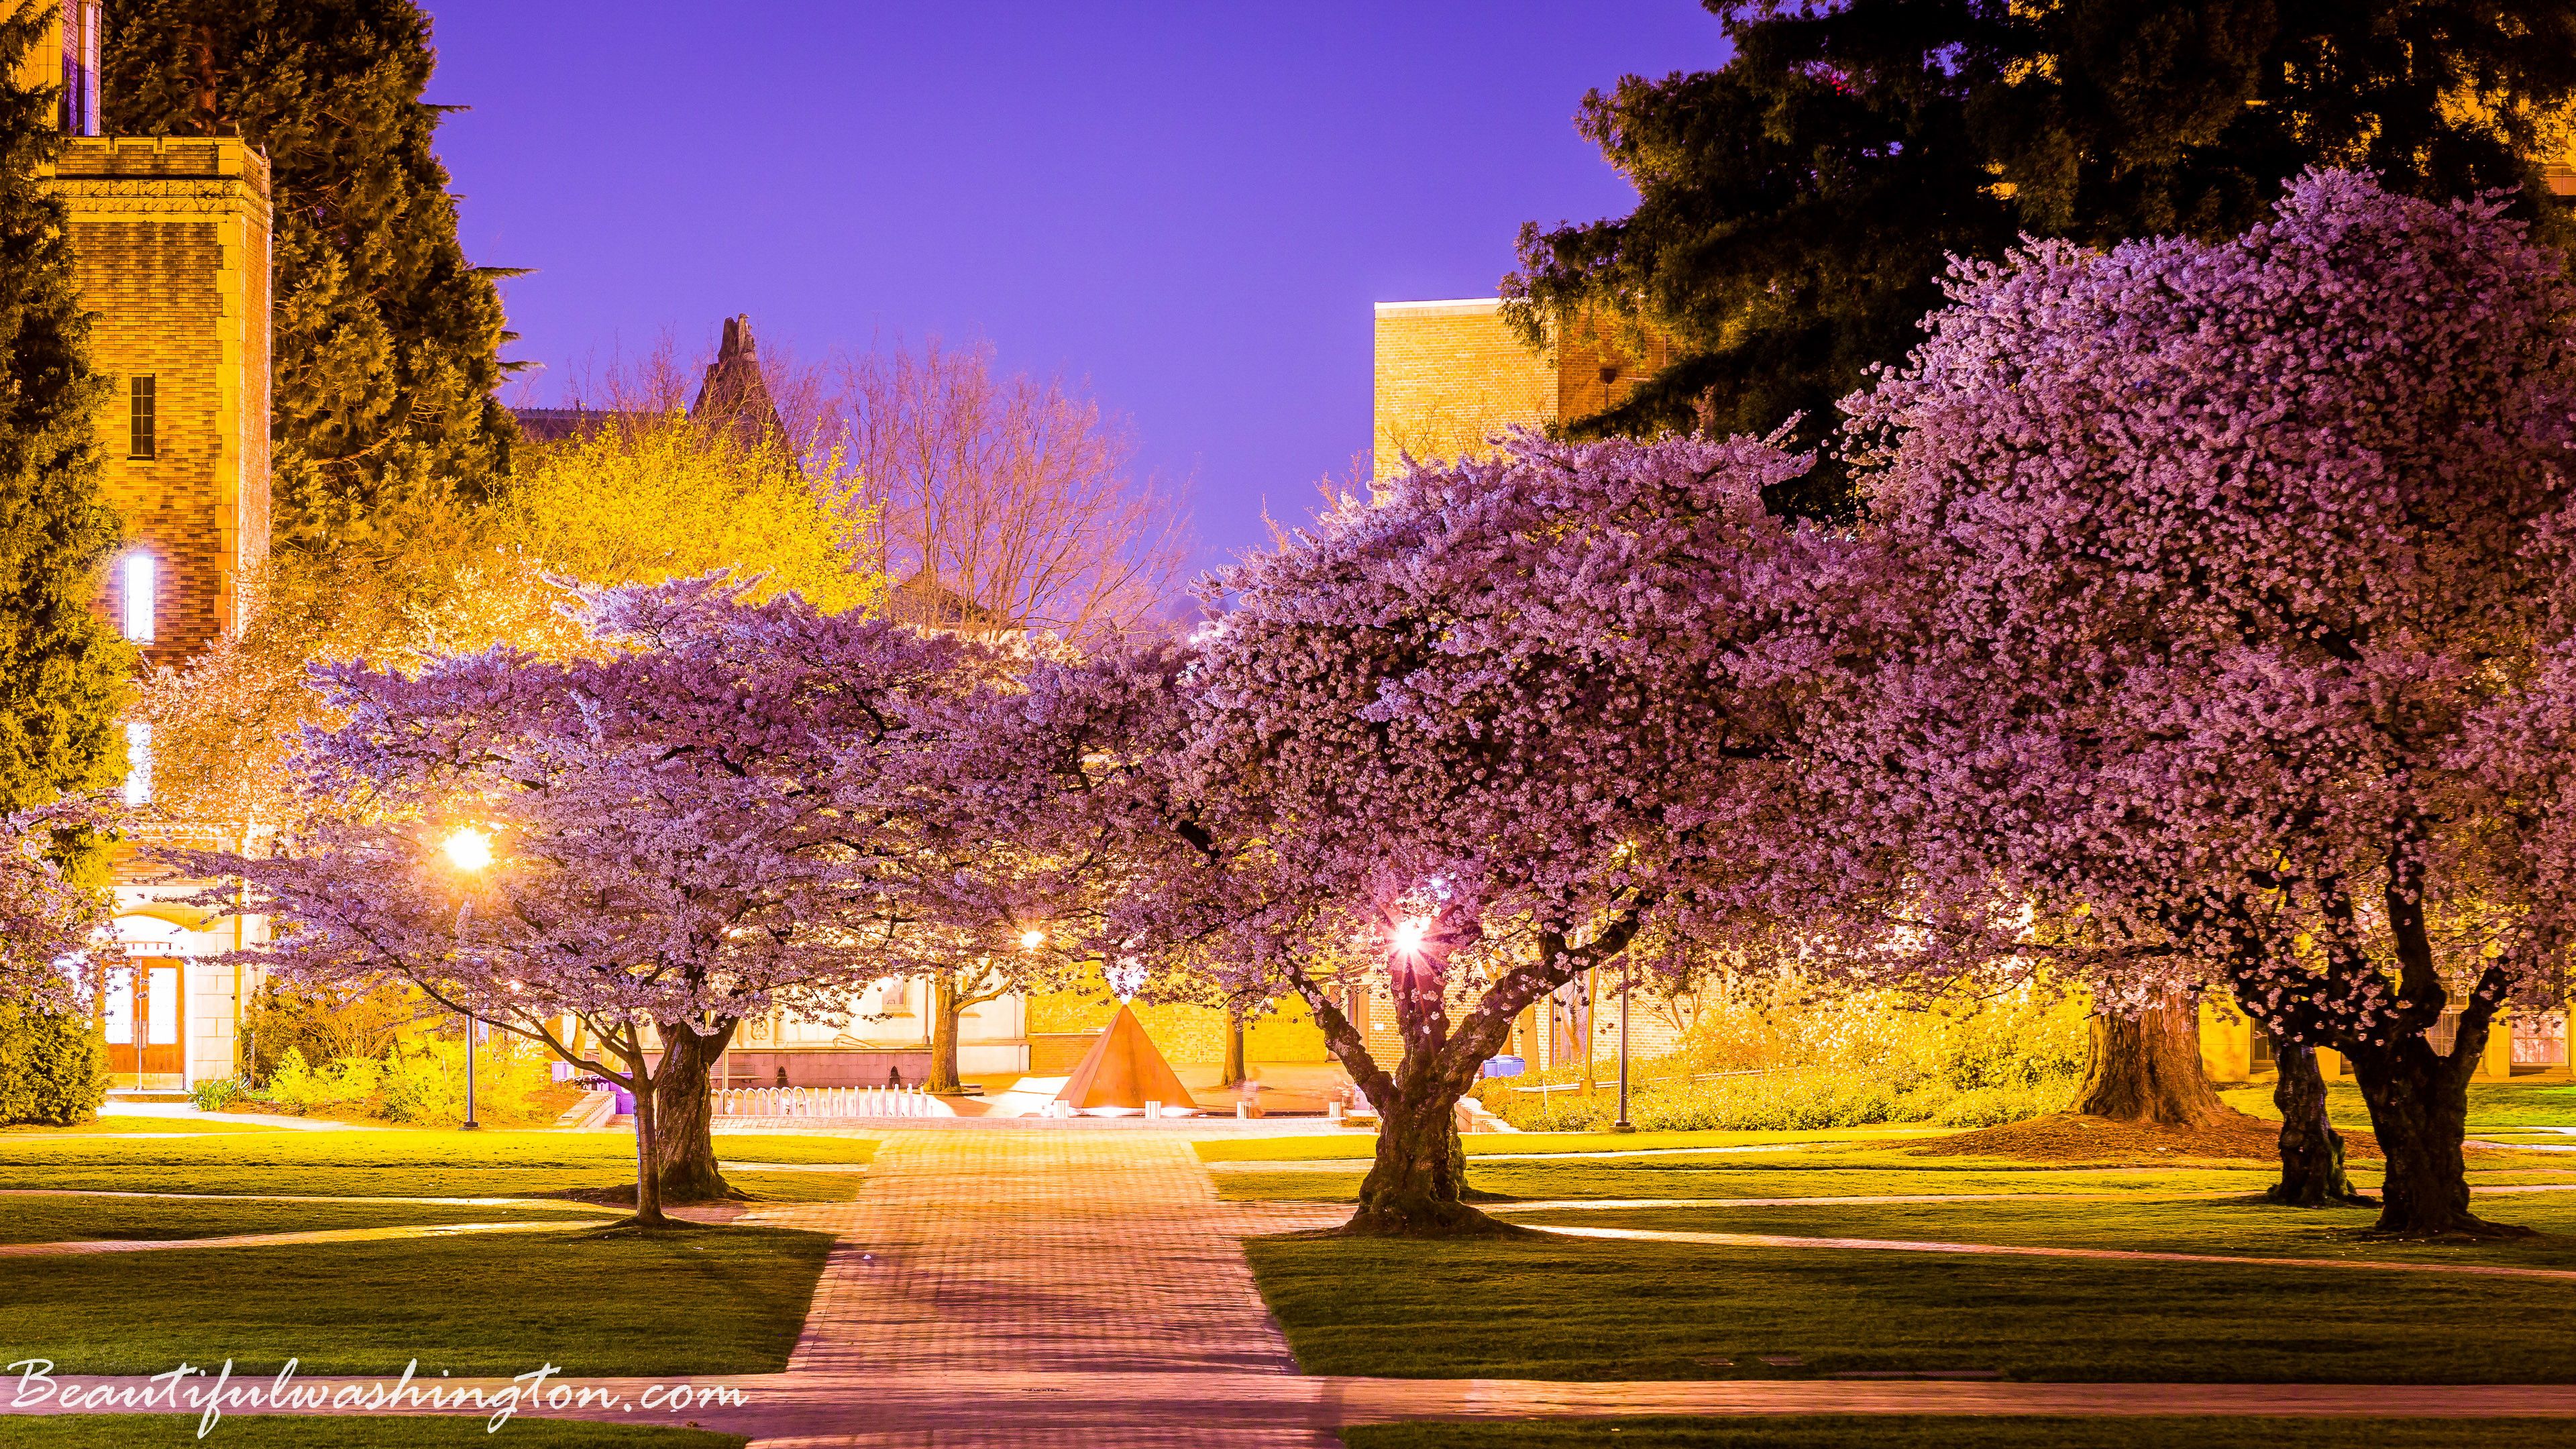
[1085,431,1892,1236]
[1831,170,2576,1235]
[176,576,996,1222]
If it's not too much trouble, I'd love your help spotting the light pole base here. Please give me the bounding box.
[1609,1120,1637,1134]
[460,1120,482,1132]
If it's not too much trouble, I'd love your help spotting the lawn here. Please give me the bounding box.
[1507,1191,2576,1271]
[1,1117,286,1136]
[0,1193,614,1244]
[1,1419,744,1449]
[0,1130,872,1200]
[1210,1161,2291,1203]
[1341,1420,2576,1449]
[1,1224,834,1375]
[1195,1127,1953,1163]
[1247,1235,2576,1382]
[2220,1081,2576,1130]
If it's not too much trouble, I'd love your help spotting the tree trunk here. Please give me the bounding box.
[927,976,963,1094]
[1222,1006,1247,1089]
[2265,1036,2360,1207]
[629,1078,668,1228]
[1578,968,1597,1096]
[651,1018,739,1203]
[2074,989,2227,1126]
[1348,1075,1513,1237]
[2345,1034,2527,1237]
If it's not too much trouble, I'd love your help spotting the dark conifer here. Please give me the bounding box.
[103,0,517,547]
[0,4,131,814]
[1509,1,2576,518]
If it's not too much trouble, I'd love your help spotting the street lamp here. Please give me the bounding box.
[1613,955,1635,1134]
[441,826,490,1131]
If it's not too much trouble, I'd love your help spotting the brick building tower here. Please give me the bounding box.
[21,0,272,673]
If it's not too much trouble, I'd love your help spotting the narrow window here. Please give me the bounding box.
[121,552,154,642]
[59,1,99,137]
[123,720,152,807]
[128,376,156,459]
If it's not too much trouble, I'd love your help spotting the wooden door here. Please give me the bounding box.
[101,957,184,1088]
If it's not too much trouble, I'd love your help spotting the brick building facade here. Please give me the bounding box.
[1371,297,1672,478]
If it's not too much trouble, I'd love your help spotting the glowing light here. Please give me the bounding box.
[441,826,493,873]
[1390,917,1430,954]
[121,553,154,643]
[1019,928,1046,951]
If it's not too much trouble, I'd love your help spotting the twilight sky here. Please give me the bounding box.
[423,1,1723,572]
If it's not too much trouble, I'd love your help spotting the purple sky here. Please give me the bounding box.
[423,2,1723,570]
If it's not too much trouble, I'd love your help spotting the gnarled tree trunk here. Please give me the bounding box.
[2345,1028,2525,1237]
[2265,1036,2359,1206]
[2075,989,2226,1126]
[650,1017,739,1203]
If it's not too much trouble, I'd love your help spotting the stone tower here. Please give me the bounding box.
[691,313,782,447]
[21,1,273,672]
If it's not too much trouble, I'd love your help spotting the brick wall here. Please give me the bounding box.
[1371,299,1554,478]
[1372,299,1674,480]
[51,137,272,668]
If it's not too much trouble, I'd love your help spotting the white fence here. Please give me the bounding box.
[712,1085,937,1118]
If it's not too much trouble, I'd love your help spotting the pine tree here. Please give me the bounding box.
[101,0,517,549]
[0,5,132,815]
[1508,1,2576,518]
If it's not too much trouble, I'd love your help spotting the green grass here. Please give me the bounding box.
[2220,1080,2576,1130]
[1195,1127,1953,1163]
[1212,1161,2296,1203]
[2,1117,284,1136]
[1,1419,744,1449]
[1341,1420,2576,1449]
[0,1130,871,1200]
[1,1224,834,1376]
[1248,1235,2576,1382]
[0,1194,613,1244]
[1513,1191,2576,1270]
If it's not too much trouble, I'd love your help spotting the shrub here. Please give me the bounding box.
[241,979,416,1085]
[244,1035,560,1126]
[188,1076,240,1111]
[1490,977,2088,1133]
[0,1005,110,1125]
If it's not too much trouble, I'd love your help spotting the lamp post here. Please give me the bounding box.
[1612,955,1635,1134]
[441,826,492,1132]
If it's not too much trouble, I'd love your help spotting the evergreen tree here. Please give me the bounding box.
[1508,1,2576,517]
[102,0,517,549]
[0,5,131,814]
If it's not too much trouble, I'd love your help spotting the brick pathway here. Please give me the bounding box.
[753,1128,1343,1446]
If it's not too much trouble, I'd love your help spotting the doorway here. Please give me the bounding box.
[103,955,184,1090]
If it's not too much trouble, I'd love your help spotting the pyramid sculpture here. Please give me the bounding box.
[1054,1004,1197,1115]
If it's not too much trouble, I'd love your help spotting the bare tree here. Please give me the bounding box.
[829,338,1189,645]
